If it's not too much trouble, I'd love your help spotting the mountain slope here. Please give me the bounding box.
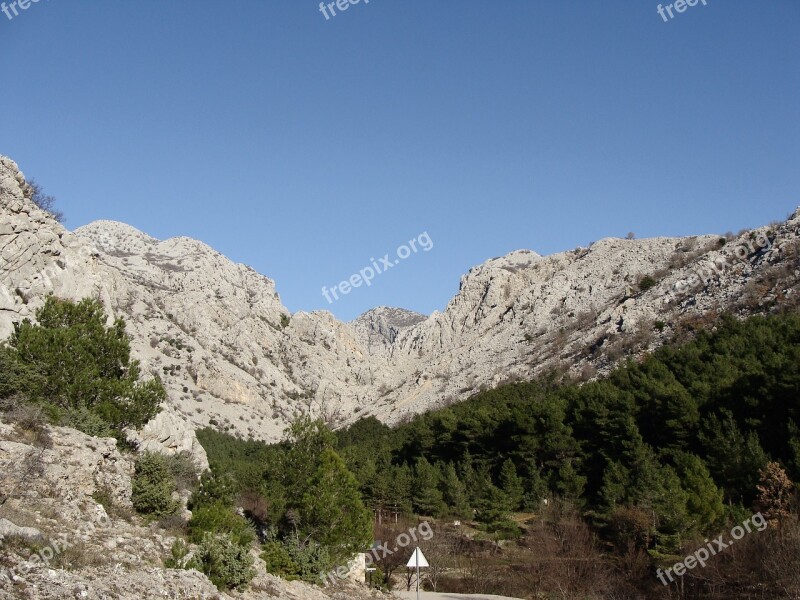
[1,155,799,443]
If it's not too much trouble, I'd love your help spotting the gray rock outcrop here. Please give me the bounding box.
[1,155,799,442]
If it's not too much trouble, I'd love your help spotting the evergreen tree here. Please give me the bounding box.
[280,417,372,563]
[600,459,631,511]
[297,447,373,562]
[132,452,179,519]
[555,461,586,503]
[499,459,524,511]
[521,462,549,510]
[0,345,42,400]
[699,410,769,504]
[672,452,725,533]
[387,463,414,515]
[440,462,470,518]
[412,456,445,516]
[474,479,517,537]
[6,296,164,433]
[459,451,482,507]
[648,464,691,556]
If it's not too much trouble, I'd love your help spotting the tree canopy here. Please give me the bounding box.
[1,296,164,436]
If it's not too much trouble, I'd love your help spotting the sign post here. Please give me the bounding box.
[406,547,429,600]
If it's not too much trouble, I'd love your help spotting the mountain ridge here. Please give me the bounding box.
[2,155,799,450]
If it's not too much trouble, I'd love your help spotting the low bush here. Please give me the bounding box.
[163,539,192,569]
[190,532,255,591]
[131,452,179,520]
[187,501,255,547]
[638,275,658,292]
[164,451,201,494]
[261,536,332,583]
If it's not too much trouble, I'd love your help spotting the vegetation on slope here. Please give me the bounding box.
[5,296,795,596]
[0,296,165,439]
[197,311,800,598]
[193,416,372,585]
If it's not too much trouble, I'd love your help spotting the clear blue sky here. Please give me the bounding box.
[1,1,798,321]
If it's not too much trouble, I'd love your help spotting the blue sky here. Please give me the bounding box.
[1,1,798,321]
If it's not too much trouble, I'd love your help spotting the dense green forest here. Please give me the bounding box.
[4,298,796,596]
[193,417,373,587]
[196,312,800,597]
[336,312,800,547]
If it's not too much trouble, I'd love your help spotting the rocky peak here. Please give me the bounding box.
[2,155,799,438]
[351,306,427,350]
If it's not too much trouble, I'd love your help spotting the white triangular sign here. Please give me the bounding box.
[406,547,429,568]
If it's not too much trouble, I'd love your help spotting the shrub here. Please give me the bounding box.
[190,532,255,591]
[261,540,300,580]
[370,567,389,591]
[164,451,201,494]
[62,406,115,438]
[93,485,135,521]
[132,452,179,519]
[638,276,657,292]
[189,472,237,507]
[187,501,255,547]
[24,179,64,223]
[163,539,192,569]
[261,537,332,583]
[0,399,52,447]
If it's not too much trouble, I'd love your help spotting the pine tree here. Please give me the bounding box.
[700,410,769,503]
[459,451,481,507]
[673,452,725,533]
[649,465,691,555]
[521,462,549,510]
[499,459,524,511]
[556,461,586,503]
[388,463,414,516]
[131,452,179,519]
[413,457,445,516]
[440,462,470,518]
[298,448,373,562]
[280,417,372,563]
[6,296,164,433]
[474,480,516,536]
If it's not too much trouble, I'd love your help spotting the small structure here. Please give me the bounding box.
[406,547,429,600]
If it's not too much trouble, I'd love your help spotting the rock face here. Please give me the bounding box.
[0,519,42,542]
[127,406,209,472]
[0,157,108,341]
[1,155,800,443]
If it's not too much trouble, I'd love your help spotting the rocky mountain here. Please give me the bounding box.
[1,155,799,451]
